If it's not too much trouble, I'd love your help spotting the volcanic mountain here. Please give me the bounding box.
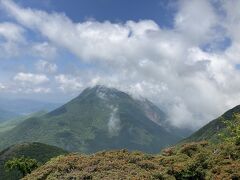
[0,85,181,153]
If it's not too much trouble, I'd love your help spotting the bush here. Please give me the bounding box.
[4,156,39,177]
[179,143,199,157]
[219,113,240,146]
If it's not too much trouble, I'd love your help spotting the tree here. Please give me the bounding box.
[219,113,240,145]
[4,156,39,177]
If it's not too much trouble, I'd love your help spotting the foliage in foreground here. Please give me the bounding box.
[219,113,240,146]
[23,111,240,179]
[0,142,67,180]
[23,141,240,180]
[5,156,39,177]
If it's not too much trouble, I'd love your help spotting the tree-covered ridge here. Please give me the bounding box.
[0,142,67,180]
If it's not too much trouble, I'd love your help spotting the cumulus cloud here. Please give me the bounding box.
[1,0,240,129]
[14,87,51,94]
[36,60,57,73]
[32,42,57,60]
[14,72,49,85]
[0,22,24,42]
[0,83,6,91]
[29,87,51,93]
[55,74,82,92]
[0,22,26,57]
[175,0,218,45]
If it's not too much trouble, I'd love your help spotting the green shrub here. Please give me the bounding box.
[179,143,199,157]
[4,156,39,177]
[219,113,240,145]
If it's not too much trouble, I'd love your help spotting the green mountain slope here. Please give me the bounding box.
[23,141,240,180]
[0,142,67,180]
[0,85,180,153]
[184,105,240,143]
[0,111,47,133]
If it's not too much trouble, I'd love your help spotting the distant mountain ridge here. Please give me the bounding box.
[0,108,19,123]
[0,98,61,115]
[0,111,47,134]
[0,85,182,153]
[183,105,240,143]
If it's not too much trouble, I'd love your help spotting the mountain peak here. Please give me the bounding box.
[78,85,131,102]
[92,85,118,94]
[91,85,120,93]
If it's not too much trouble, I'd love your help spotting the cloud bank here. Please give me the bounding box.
[0,0,240,129]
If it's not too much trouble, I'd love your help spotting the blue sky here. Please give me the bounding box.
[14,0,176,27]
[0,0,240,129]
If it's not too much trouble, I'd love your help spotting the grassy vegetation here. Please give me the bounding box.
[23,141,240,180]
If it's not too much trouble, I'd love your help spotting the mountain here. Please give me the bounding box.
[0,108,19,123]
[0,85,181,153]
[184,105,240,143]
[0,142,67,180]
[0,111,47,134]
[23,141,240,180]
[0,98,61,115]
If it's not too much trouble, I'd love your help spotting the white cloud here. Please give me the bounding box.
[0,22,24,42]
[31,87,51,93]
[108,106,121,136]
[55,74,82,92]
[0,22,26,58]
[0,83,6,90]
[175,0,218,45]
[1,0,240,129]
[32,42,57,59]
[36,60,57,73]
[13,87,51,94]
[14,72,49,85]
